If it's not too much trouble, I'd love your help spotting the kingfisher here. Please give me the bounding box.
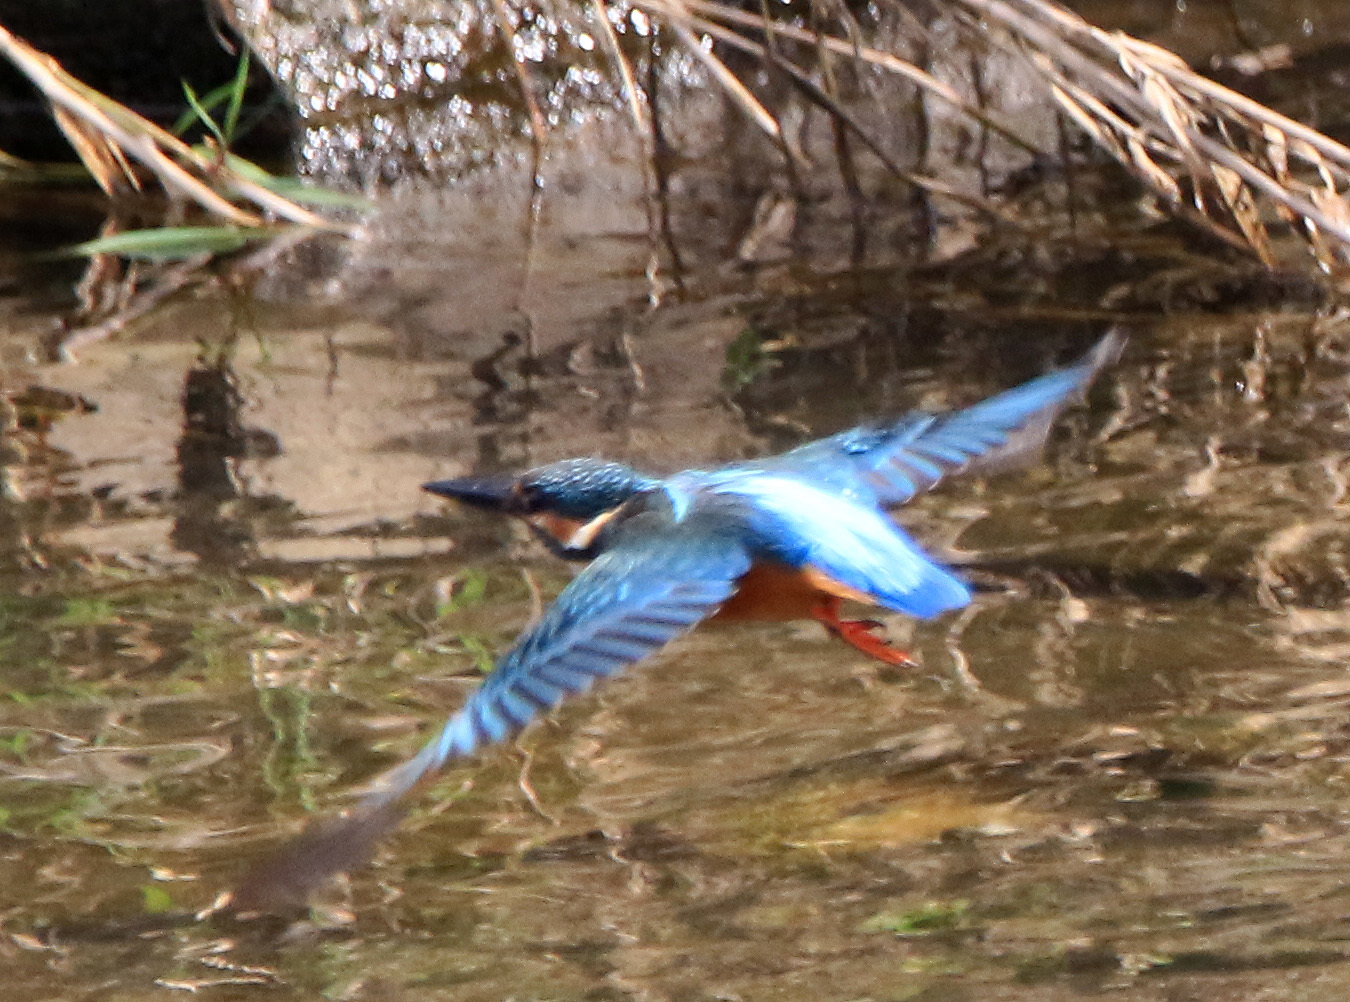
[230,330,1123,910]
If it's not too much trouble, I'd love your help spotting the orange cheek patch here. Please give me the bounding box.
[528,513,588,544]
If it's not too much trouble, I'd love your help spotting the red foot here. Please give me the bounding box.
[811,600,916,667]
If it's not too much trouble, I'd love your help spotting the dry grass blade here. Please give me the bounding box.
[952,0,1350,266]
[0,24,355,235]
[589,0,649,135]
[1042,56,1253,253]
[490,0,548,141]
[1212,162,1276,266]
[629,0,1350,269]
[1012,0,1350,174]
[50,106,139,195]
[645,0,1040,156]
[1116,48,1204,185]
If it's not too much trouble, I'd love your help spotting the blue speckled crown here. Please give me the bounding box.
[524,458,658,519]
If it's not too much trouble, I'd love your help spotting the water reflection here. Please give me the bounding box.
[172,354,286,564]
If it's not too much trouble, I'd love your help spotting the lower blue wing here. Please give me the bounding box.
[771,329,1123,505]
[231,513,750,910]
[364,513,751,808]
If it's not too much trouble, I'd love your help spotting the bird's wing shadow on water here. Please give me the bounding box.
[225,801,409,915]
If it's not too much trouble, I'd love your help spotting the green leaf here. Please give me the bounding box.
[141,884,175,914]
[0,730,32,759]
[722,325,779,391]
[454,570,488,609]
[435,569,490,617]
[861,899,971,935]
[221,155,374,210]
[458,634,496,675]
[173,52,251,144]
[55,597,118,627]
[180,81,226,148]
[69,225,279,260]
[222,52,251,146]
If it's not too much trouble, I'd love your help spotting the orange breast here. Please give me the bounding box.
[714,561,873,622]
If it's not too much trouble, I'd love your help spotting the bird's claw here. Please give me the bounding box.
[812,604,917,667]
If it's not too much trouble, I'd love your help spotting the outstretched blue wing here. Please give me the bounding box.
[768,329,1124,506]
[231,513,751,910]
[364,512,751,809]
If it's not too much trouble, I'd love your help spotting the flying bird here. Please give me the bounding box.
[229,330,1124,911]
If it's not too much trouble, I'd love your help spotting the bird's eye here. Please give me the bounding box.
[512,483,542,513]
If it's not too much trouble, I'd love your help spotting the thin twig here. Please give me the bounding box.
[590,0,650,135]
[49,256,211,362]
[645,0,1041,155]
[657,3,810,173]
[514,742,560,825]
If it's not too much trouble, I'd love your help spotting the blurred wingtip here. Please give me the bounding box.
[1083,326,1129,379]
[223,734,462,915]
[959,326,1128,480]
[224,801,409,916]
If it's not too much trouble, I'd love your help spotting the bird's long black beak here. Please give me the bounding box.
[423,474,519,512]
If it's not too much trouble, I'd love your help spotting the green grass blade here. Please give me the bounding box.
[222,154,374,210]
[222,52,251,147]
[69,225,278,260]
[179,82,226,148]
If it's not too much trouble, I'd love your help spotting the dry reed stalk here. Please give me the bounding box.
[657,0,811,173]
[630,0,1350,271]
[588,0,650,136]
[956,0,1350,268]
[644,0,1040,156]
[658,5,1020,222]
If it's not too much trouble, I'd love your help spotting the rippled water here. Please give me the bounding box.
[4,204,1350,1000]
[5,3,1350,998]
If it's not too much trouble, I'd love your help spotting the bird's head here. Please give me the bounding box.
[424,458,657,556]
